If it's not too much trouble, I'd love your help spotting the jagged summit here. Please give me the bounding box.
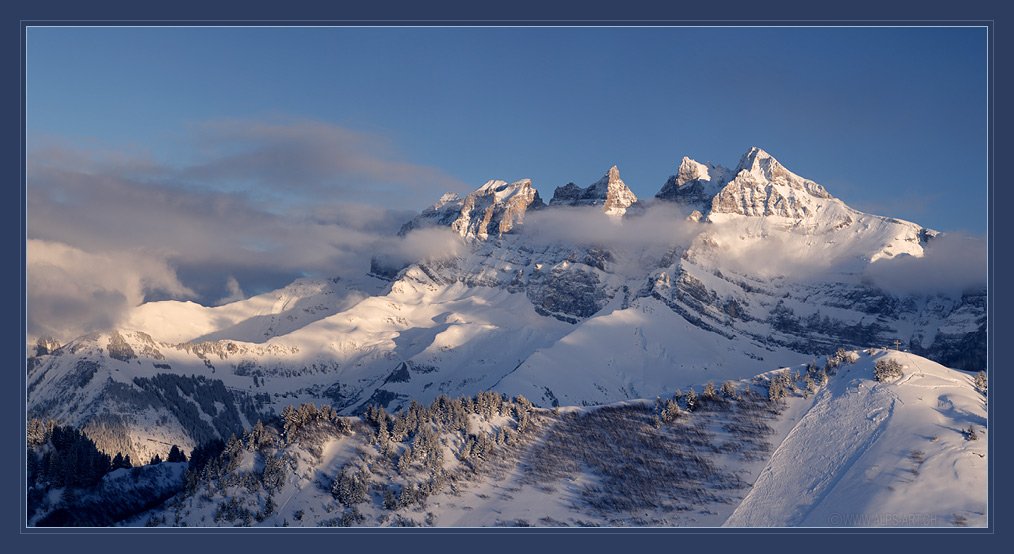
[550,165,639,216]
[398,179,544,239]
[654,147,842,222]
[450,178,544,240]
[735,146,774,173]
[711,147,835,219]
[655,157,733,212]
[405,147,922,248]
[398,192,465,236]
[433,192,462,208]
[733,146,810,186]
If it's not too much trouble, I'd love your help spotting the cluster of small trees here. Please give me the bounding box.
[653,380,744,427]
[150,445,189,465]
[824,347,858,375]
[653,397,681,427]
[764,350,854,403]
[110,452,134,470]
[281,403,351,447]
[767,372,794,402]
[183,434,247,494]
[213,495,255,526]
[874,358,904,382]
[805,361,830,395]
[331,465,371,505]
[366,392,534,467]
[769,364,833,403]
[28,418,193,496]
[382,472,450,510]
[168,392,542,524]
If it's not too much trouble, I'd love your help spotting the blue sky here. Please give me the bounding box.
[24,26,989,336]
[27,26,987,232]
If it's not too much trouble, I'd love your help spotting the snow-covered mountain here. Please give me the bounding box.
[27,146,986,474]
[83,350,980,528]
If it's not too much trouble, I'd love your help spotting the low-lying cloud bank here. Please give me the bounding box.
[27,240,196,342]
[863,232,987,296]
[520,203,703,276]
[27,118,468,342]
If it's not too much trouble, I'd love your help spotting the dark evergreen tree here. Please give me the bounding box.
[30,424,110,488]
[188,438,225,473]
[167,445,188,463]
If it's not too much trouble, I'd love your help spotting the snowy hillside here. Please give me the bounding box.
[726,350,987,527]
[103,350,985,528]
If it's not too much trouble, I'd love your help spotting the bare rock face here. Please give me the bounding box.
[550,166,639,216]
[655,157,732,213]
[450,179,545,239]
[34,336,62,357]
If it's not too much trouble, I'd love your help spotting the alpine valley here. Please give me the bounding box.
[26,147,988,527]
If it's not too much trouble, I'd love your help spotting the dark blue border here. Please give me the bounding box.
[4,0,1007,551]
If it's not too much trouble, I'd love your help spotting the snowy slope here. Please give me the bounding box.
[727,350,987,527]
[123,276,388,344]
[121,350,985,528]
[496,295,809,406]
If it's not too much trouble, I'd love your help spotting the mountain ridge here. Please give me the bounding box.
[27,146,986,472]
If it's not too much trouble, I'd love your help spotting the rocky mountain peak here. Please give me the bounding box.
[450,178,544,240]
[676,157,711,186]
[550,165,639,216]
[734,146,793,182]
[711,147,837,219]
[655,157,732,212]
[398,191,466,236]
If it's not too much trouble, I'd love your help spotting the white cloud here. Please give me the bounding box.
[26,118,472,341]
[215,276,246,306]
[521,203,704,276]
[27,239,195,342]
[863,233,987,296]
